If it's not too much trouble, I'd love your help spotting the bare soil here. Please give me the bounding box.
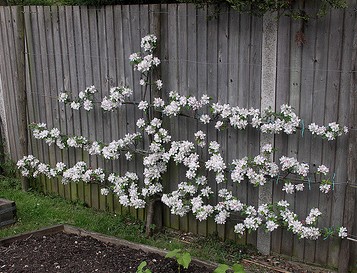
[0,232,211,273]
[0,229,336,273]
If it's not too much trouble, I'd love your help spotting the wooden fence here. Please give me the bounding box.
[0,2,356,269]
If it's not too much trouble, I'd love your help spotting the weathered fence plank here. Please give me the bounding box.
[332,2,356,267]
[0,9,16,159]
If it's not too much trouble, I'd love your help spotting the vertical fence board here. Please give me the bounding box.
[44,6,59,194]
[206,4,218,237]
[186,4,198,235]
[236,12,251,245]
[166,4,180,230]
[0,11,10,154]
[315,8,343,266]
[7,7,21,161]
[29,6,46,193]
[195,5,208,237]
[80,6,93,207]
[272,13,291,255]
[72,6,85,203]
[105,5,116,213]
[113,4,126,216]
[291,12,312,263]
[0,8,17,161]
[217,5,229,240]
[329,4,355,267]
[58,6,72,200]
[246,15,262,247]
[98,6,109,212]
[226,9,240,242]
[51,6,66,198]
[37,6,54,194]
[88,7,101,210]
[302,9,328,264]
[177,3,189,233]
[64,6,80,202]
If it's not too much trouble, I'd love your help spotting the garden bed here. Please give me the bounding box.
[0,225,337,273]
[0,225,216,273]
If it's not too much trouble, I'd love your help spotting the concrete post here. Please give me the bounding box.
[257,12,278,255]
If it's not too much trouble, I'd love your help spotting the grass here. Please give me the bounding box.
[0,176,253,266]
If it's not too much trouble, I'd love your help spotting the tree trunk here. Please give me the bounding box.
[144,4,163,237]
[145,197,161,237]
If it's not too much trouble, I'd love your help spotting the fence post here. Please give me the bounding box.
[338,11,357,273]
[15,5,29,191]
[257,11,278,255]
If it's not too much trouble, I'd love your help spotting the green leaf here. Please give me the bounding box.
[136,261,147,273]
[177,252,191,269]
[232,263,246,273]
[165,248,181,259]
[213,264,230,273]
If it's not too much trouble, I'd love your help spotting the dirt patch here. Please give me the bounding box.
[0,226,337,273]
[0,232,212,273]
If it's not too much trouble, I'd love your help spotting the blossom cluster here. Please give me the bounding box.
[308,122,348,141]
[129,35,160,73]
[29,123,141,160]
[31,121,336,196]
[140,118,172,198]
[161,180,347,240]
[206,141,226,184]
[18,153,348,240]
[17,155,147,209]
[58,86,97,111]
[280,156,309,177]
[194,130,206,148]
[22,34,350,243]
[101,86,133,111]
[231,144,279,186]
[130,53,161,73]
[57,86,348,142]
[140,34,157,52]
[279,159,333,194]
[211,103,251,130]
[106,172,145,209]
[61,162,105,184]
[160,92,210,117]
[17,155,105,185]
[260,105,301,134]
[168,140,200,180]
[138,92,347,140]
[278,203,321,240]
[24,120,347,239]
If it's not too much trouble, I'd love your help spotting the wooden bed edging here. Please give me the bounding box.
[0,224,64,246]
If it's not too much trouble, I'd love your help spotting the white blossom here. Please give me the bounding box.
[138,100,149,111]
[156,80,163,90]
[338,227,348,238]
[317,165,329,175]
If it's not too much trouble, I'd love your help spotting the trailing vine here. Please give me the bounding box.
[178,0,348,21]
